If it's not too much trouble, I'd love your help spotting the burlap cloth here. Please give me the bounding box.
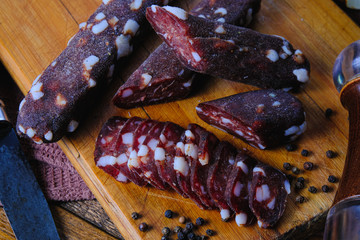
[20,139,95,201]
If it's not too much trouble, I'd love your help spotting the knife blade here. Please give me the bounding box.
[0,100,60,240]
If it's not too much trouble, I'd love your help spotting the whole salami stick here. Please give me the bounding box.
[16,0,170,144]
[113,0,261,109]
[146,6,310,90]
[95,116,291,228]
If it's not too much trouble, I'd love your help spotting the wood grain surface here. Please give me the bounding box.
[1,0,360,239]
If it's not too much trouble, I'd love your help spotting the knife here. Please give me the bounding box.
[0,99,60,240]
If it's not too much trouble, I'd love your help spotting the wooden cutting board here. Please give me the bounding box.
[1,0,360,239]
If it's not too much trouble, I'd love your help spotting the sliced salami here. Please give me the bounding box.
[146,6,310,90]
[225,151,257,226]
[134,121,168,190]
[94,116,128,181]
[196,89,306,149]
[249,163,290,228]
[113,0,261,109]
[207,141,237,221]
[188,124,219,209]
[16,0,170,144]
[114,117,147,186]
[154,122,188,197]
[175,128,208,209]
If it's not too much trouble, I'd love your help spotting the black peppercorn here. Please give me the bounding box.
[187,232,196,240]
[206,229,215,236]
[196,217,205,226]
[296,195,305,203]
[139,222,148,232]
[286,174,294,184]
[301,149,310,157]
[200,235,208,240]
[326,150,336,158]
[303,161,313,171]
[162,227,170,236]
[186,222,194,231]
[297,177,305,183]
[325,108,333,118]
[285,144,297,151]
[177,231,186,240]
[295,181,304,190]
[328,175,338,183]
[322,185,330,192]
[292,166,300,174]
[161,237,169,240]
[164,209,173,218]
[131,212,140,220]
[283,162,291,170]
[308,186,317,193]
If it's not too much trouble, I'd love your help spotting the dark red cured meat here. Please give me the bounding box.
[16,0,170,144]
[188,124,219,209]
[249,163,290,228]
[225,151,257,226]
[174,128,207,209]
[154,122,188,197]
[207,141,237,221]
[127,119,159,187]
[196,89,306,149]
[134,121,168,190]
[113,117,147,186]
[113,0,261,109]
[94,116,127,181]
[146,6,310,90]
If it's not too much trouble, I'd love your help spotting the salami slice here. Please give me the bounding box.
[154,122,188,197]
[133,121,168,190]
[174,128,207,209]
[225,151,257,226]
[207,141,237,221]
[94,116,128,181]
[196,89,306,149]
[188,124,219,209]
[146,6,310,90]
[113,0,261,109]
[16,0,170,144]
[249,163,291,228]
[114,117,147,186]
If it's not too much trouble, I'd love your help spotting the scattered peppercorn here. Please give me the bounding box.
[196,217,205,226]
[179,216,186,224]
[139,222,148,232]
[301,149,309,156]
[161,237,169,240]
[131,212,140,220]
[186,222,195,231]
[174,226,182,233]
[296,195,305,203]
[177,231,186,240]
[295,181,304,190]
[322,185,330,192]
[325,108,333,118]
[328,175,338,183]
[286,174,294,184]
[326,150,336,158]
[297,177,305,183]
[292,166,300,174]
[187,232,196,240]
[164,209,173,218]
[200,235,208,240]
[206,229,215,236]
[285,144,297,151]
[303,161,314,171]
[283,162,291,170]
[162,227,170,236]
[308,186,317,193]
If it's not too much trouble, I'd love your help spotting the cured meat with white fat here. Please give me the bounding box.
[196,89,306,149]
[95,116,291,228]
[113,0,261,109]
[146,6,310,90]
[16,0,171,144]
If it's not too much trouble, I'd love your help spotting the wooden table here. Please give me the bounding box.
[1,0,360,239]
